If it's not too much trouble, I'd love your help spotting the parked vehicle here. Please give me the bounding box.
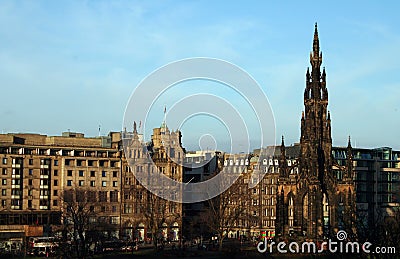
[27,237,57,256]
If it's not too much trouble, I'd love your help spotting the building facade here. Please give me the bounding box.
[122,122,184,242]
[0,132,123,242]
[0,125,184,244]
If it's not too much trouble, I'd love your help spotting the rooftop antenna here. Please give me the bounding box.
[98,125,101,137]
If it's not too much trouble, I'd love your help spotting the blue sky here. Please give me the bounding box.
[1,1,399,151]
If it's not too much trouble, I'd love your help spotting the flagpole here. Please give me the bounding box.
[164,105,167,125]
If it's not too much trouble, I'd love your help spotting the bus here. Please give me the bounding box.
[27,237,57,256]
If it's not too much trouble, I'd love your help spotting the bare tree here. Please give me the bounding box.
[58,188,106,258]
[199,175,251,251]
[138,190,169,249]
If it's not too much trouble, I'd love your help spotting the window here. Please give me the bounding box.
[112,206,117,213]
[28,200,32,208]
[39,199,48,206]
[110,191,118,202]
[54,160,58,166]
[67,180,72,186]
[2,168,6,175]
[67,170,72,177]
[88,160,94,166]
[102,181,107,187]
[99,191,107,202]
[124,204,133,213]
[87,191,96,202]
[53,190,58,196]
[113,181,118,187]
[90,181,95,187]
[90,171,96,177]
[40,189,49,196]
[113,171,118,177]
[1,189,6,196]
[79,170,84,177]
[11,199,20,206]
[54,180,58,186]
[102,171,107,177]
[29,169,33,175]
[28,179,33,185]
[79,180,84,186]
[76,191,85,202]
[64,190,73,202]
[28,189,33,196]
[136,191,143,200]
[2,158,7,164]
[53,200,58,206]
[1,200,6,207]
[2,179,6,185]
[29,159,33,165]
[54,170,58,176]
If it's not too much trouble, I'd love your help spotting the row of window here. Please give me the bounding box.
[67,170,118,178]
[1,168,120,178]
[65,159,119,167]
[1,177,120,189]
[1,188,59,197]
[1,157,120,168]
[66,179,118,187]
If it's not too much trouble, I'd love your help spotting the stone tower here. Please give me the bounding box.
[297,23,334,238]
[276,24,355,239]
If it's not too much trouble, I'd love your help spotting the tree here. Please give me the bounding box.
[137,190,181,250]
[58,188,109,258]
[199,174,251,251]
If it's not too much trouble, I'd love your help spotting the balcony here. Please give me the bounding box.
[39,195,49,199]
[40,165,49,169]
[11,164,21,168]
[40,185,49,189]
[11,195,20,199]
[11,185,20,189]
[11,205,21,210]
[11,174,20,179]
[40,175,49,179]
[39,206,48,210]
